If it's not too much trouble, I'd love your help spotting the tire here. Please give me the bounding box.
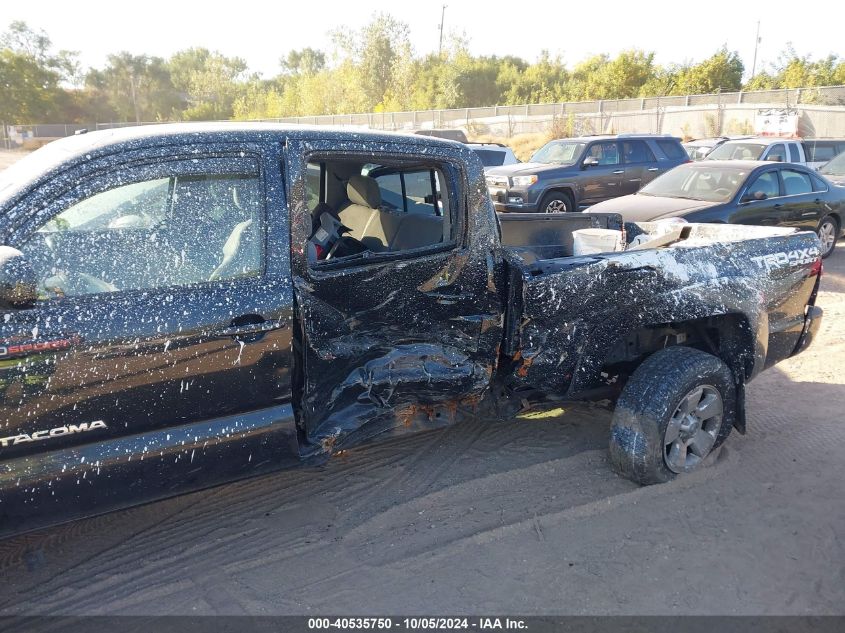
[538,191,574,214]
[608,346,736,485]
[817,215,839,259]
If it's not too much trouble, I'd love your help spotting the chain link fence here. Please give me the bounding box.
[4,85,845,149]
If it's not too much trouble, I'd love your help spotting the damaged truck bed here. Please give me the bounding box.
[0,124,824,536]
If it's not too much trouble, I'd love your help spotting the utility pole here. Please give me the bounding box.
[750,20,761,80]
[438,4,447,56]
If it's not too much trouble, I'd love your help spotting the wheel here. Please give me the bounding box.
[817,215,839,259]
[608,346,736,485]
[538,191,574,213]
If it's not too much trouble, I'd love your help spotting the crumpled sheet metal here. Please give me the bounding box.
[508,227,820,397]
[287,135,505,456]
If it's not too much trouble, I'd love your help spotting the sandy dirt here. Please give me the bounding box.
[0,150,28,171]
[0,151,842,614]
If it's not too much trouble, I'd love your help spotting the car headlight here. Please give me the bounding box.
[511,175,538,187]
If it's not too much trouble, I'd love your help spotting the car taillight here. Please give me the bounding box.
[810,258,823,277]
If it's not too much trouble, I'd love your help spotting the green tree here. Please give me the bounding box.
[0,48,62,122]
[169,48,250,120]
[86,53,178,122]
[0,20,79,82]
[670,48,744,94]
[280,48,326,76]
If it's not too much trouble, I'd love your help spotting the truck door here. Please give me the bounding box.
[0,144,294,458]
[284,137,503,453]
[580,141,624,204]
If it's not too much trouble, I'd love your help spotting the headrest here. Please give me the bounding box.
[347,175,382,209]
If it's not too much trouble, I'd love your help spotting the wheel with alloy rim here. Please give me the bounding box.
[817,216,838,258]
[663,385,723,474]
[539,191,574,214]
[609,346,735,485]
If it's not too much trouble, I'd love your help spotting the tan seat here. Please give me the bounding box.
[338,174,445,253]
[339,175,394,252]
[390,214,444,250]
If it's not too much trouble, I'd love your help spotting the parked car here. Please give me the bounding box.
[804,139,845,171]
[705,136,807,165]
[586,160,843,257]
[485,134,689,213]
[818,150,845,186]
[683,136,754,161]
[0,124,823,536]
[467,142,519,170]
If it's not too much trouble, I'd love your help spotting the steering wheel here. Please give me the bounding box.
[713,188,733,198]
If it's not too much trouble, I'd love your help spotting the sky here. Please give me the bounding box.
[3,0,843,80]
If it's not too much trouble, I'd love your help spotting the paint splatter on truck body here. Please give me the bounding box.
[0,123,824,536]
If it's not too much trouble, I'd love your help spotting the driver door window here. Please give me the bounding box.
[767,144,786,162]
[745,171,780,200]
[20,169,264,299]
[587,142,620,165]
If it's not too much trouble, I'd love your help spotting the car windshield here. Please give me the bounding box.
[639,164,748,202]
[706,142,766,161]
[530,141,586,165]
[820,151,845,176]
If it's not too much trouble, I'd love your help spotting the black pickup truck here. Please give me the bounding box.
[0,124,823,537]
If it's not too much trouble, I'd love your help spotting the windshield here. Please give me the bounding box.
[530,141,586,165]
[820,151,845,176]
[706,142,766,161]
[639,164,748,202]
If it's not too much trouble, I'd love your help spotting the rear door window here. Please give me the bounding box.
[622,141,656,164]
[788,143,801,163]
[780,169,813,196]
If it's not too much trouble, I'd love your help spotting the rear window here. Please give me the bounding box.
[804,141,845,162]
[656,139,687,160]
[472,149,506,167]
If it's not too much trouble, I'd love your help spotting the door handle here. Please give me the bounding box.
[647,167,660,172]
[217,320,285,338]
[613,170,625,174]
[773,203,783,209]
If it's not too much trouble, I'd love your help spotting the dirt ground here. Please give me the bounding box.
[0,150,843,614]
[0,150,27,171]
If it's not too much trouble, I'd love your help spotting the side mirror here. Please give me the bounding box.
[765,155,783,162]
[0,246,38,310]
[582,156,599,168]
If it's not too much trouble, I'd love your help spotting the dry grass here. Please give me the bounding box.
[468,132,548,162]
